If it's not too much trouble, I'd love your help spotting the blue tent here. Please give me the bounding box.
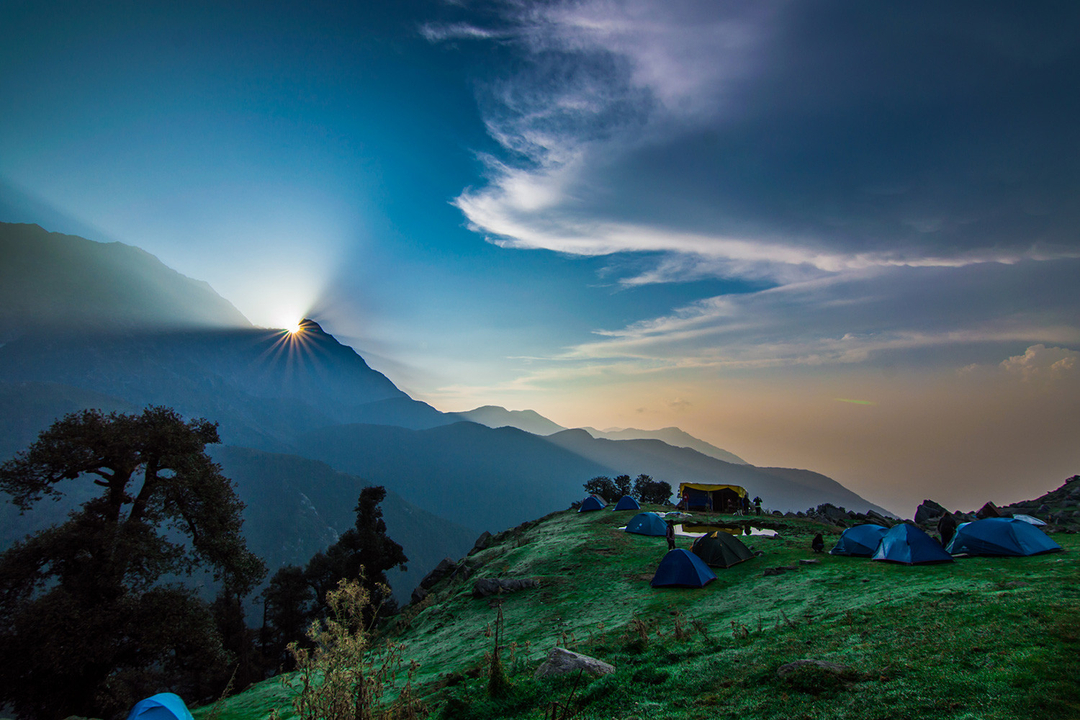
[613,495,641,511]
[126,694,194,720]
[579,495,606,512]
[946,518,1062,557]
[830,524,889,557]
[872,523,953,565]
[625,512,668,536]
[651,549,717,588]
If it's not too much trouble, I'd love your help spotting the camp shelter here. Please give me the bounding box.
[830,524,889,557]
[871,523,953,565]
[126,693,194,720]
[626,512,668,536]
[579,495,606,512]
[678,483,748,512]
[1012,514,1047,526]
[691,531,755,568]
[613,495,641,511]
[650,548,717,588]
[945,518,1061,557]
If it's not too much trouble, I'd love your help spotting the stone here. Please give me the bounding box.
[763,565,798,576]
[799,559,820,565]
[976,502,1002,519]
[469,531,493,555]
[914,499,948,525]
[419,557,458,591]
[410,586,428,605]
[533,647,615,679]
[472,577,540,598]
[777,659,854,692]
[866,510,892,526]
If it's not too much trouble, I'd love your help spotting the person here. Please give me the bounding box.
[754,496,763,516]
[938,511,958,547]
[665,520,676,551]
[811,533,825,553]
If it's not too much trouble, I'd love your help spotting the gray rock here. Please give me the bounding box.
[763,565,798,576]
[472,577,540,598]
[469,531,493,555]
[410,586,428,605]
[914,500,948,525]
[533,647,615,679]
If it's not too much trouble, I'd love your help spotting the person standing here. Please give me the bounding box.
[666,520,676,551]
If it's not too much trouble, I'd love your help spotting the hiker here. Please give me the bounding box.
[666,520,676,551]
[938,511,958,547]
[754,496,762,516]
[811,533,825,553]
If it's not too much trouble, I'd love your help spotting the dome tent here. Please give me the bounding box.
[945,518,1061,557]
[613,495,641,511]
[579,495,606,512]
[650,549,717,588]
[830,524,889,557]
[872,523,953,565]
[625,512,668,536]
[126,693,194,720]
[691,531,755,568]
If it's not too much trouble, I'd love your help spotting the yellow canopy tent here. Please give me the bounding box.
[678,483,748,512]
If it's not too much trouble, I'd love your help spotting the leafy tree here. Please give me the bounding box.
[583,476,618,503]
[631,474,673,505]
[265,486,407,662]
[613,474,633,498]
[0,407,266,720]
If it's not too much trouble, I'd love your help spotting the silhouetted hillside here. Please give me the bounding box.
[0,222,250,338]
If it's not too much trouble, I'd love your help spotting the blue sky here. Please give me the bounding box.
[2,0,1078,512]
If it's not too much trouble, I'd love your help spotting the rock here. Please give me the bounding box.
[866,510,892,526]
[419,557,458,591]
[976,502,1002,519]
[764,565,798,576]
[533,647,615,679]
[815,503,847,522]
[469,531,493,555]
[1038,503,1051,515]
[410,586,428,605]
[472,577,540,598]
[799,559,820,565]
[914,499,948,524]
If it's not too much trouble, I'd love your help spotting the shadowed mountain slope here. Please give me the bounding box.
[0,222,250,338]
[582,425,748,465]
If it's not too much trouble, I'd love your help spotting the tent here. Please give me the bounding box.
[871,523,953,565]
[613,495,641,511]
[677,483,748,512]
[625,512,668,536]
[1012,514,1047,527]
[830,524,889,557]
[945,518,1061,557]
[126,693,194,720]
[579,495,606,512]
[650,549,717,588]
[691,531,755,568]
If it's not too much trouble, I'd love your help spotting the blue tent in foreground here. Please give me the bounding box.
[579,495,606,512]
[872,523,953,565]
[613,495,641,511]
[830,524,889,557]
[651,549,717,588]
[126,693,194,720]
[946,518,1061,557]
[626,512,667,536]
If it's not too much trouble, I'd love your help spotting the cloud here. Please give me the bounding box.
[1000,345,1079,382]
[435,1,1080,287]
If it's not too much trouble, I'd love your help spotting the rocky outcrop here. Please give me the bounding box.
[533,648,615,679]
[914,499,948,524]
[472,577,540,598]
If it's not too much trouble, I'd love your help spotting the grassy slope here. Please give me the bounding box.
[199,508,1080,720]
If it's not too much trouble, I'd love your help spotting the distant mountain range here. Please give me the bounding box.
[0,221,893,604]
[453,405,748,465]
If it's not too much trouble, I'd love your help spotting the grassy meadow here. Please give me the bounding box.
[198,507,1080,720]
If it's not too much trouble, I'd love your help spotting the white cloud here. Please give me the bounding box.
[1000,345,1080,382]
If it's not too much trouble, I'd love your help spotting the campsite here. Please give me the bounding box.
[197,502,1080,720]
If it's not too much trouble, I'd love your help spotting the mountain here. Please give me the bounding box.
[0,222,249,339]
[453,405,567,436]
[582,425,748,465]
[454,404,748,464]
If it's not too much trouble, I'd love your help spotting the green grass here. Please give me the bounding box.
[197,508,1080,720]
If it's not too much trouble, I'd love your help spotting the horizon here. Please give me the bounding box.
[1,2,1078,515]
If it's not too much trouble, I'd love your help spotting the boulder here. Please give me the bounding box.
[534,647,615,679]
[976,502,1002,519]
[472,577,540,598]
[866,510,893,526]
[914,499,948,524]
[469,531,493,555]
[410,586,428,605]
[763,565,798,576]
[420,557,458,590]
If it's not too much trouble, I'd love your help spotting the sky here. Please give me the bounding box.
[1,0,1078,514]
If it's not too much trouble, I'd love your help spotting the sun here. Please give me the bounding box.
[285,320,303,335]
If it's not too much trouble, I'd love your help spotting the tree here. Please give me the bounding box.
[0,407,266,720]
[583,476,618,504]
[265,486,407,661]
[613,474,633,498]
[631,474,673,505]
